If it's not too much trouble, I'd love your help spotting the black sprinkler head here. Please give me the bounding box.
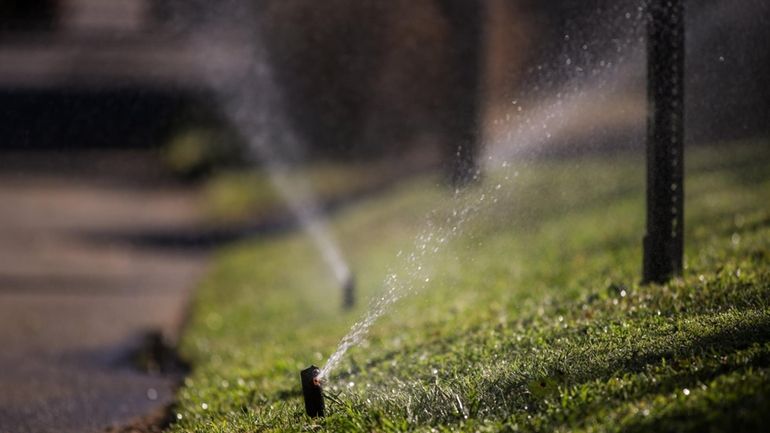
[342,274,356,310]
[300,365,325,418]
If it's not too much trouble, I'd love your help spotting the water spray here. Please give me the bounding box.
[315,1,655,385]
[179,1,354,302]
[300,365,324,418]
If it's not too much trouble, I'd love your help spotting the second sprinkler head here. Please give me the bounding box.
[342,273,355,310]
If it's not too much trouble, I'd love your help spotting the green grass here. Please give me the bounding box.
[202,158,432,223]
[170,140,770,432]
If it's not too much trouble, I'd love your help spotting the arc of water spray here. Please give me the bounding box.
[175,0,745,381]
[320,198,482,379]
[323,0,766,383]
[321,0,652,380]
[488,0,754,164]
[183,3,351,288]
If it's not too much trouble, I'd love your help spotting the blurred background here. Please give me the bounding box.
[2,1,767,160]
[2,1,768,171]
[0,0,768,432]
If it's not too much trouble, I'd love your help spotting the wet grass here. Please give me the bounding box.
[169,140,770,432]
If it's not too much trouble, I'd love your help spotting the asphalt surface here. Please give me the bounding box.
[0,164,207,433]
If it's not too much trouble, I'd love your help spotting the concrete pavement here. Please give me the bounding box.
[0,159,206,433]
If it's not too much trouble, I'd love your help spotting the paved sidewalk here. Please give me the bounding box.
[0,169,207,433]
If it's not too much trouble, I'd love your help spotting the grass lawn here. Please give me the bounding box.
[169,140,770,432]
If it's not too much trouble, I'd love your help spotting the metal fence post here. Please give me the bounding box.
[643,0,685,284]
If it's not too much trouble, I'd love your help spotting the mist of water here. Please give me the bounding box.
[172,0,754,382]
[320,188,485,378]
[320,1,650,380]
[320,0,756,381]
[179,2,351,287]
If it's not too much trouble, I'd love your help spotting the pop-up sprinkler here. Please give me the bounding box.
[342,273,356,310]
[300,365,324,417]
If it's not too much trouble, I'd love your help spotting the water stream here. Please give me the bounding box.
[174,0,757,382]
[181,2,352,288]
[320,0,650,380]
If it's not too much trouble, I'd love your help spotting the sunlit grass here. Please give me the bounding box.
[170,140,770,432]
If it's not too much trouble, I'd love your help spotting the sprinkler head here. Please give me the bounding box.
[342,273,356,310]
[300,365,325,418]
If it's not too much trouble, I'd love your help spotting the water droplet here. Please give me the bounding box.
[731,233,741,245]
[146,388,158,401]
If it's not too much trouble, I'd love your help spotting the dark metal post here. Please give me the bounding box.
[438,0,485,186]
[300,365,324,417]
[643,0,685,284]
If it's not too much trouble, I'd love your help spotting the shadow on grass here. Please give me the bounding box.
[621,370,770,433]
[338,298,770,429]
[468,309,770,428]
